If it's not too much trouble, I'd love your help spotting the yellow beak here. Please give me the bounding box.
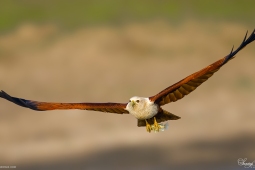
[131,100,136,107]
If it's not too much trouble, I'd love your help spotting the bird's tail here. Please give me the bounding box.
[137,109,180,127]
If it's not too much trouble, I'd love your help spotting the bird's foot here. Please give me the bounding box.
[150,119,169,133]
[145,120,151,133]
[153,117,160,132]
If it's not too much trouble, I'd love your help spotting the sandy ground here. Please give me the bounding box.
[0,20,255,169]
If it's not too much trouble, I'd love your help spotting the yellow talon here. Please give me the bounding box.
[153,117,160,132]
[145,120,151,133]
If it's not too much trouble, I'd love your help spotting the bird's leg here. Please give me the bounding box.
[145,119,151,133]
[153,117,160,132]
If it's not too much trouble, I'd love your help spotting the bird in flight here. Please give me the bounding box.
[1,29,255,133]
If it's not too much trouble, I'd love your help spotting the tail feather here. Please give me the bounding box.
[161,109,181,120]
[137,109,180,127]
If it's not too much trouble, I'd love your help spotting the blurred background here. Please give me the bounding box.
[0,0,255,169]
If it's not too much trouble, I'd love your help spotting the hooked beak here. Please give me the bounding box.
[131,100,136,107]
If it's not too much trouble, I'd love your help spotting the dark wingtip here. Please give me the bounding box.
[243,30,248,43]
[230,45,234,54]
[0,90,5,96]
[0,90,41,111]
[222,29,255,65]
[0,90,16,103]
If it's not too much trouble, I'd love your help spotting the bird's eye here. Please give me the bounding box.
[129,100,131,102]
[136,100,139,103]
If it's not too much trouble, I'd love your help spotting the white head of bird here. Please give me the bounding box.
[125,96,158,120]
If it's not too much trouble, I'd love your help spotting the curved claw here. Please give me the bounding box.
[145,120,151,133]
[153,117,160,132]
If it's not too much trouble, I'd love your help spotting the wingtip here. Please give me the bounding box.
[243,30,248,42]
[0,90,8,94]
[230,45,234,54]
[0,91,16,103]
[252,28,255,37]
[0,90,39,110]
[222,28,255,66]
[0,90,8,98]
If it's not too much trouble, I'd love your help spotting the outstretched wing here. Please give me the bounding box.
[149,29,255,106]
[0,91,129,114]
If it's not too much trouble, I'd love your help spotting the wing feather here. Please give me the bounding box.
[0,90,129,114]
[149,29,255,106]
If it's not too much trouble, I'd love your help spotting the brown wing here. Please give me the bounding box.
[0,90,129,114]
[149,29,255,106]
